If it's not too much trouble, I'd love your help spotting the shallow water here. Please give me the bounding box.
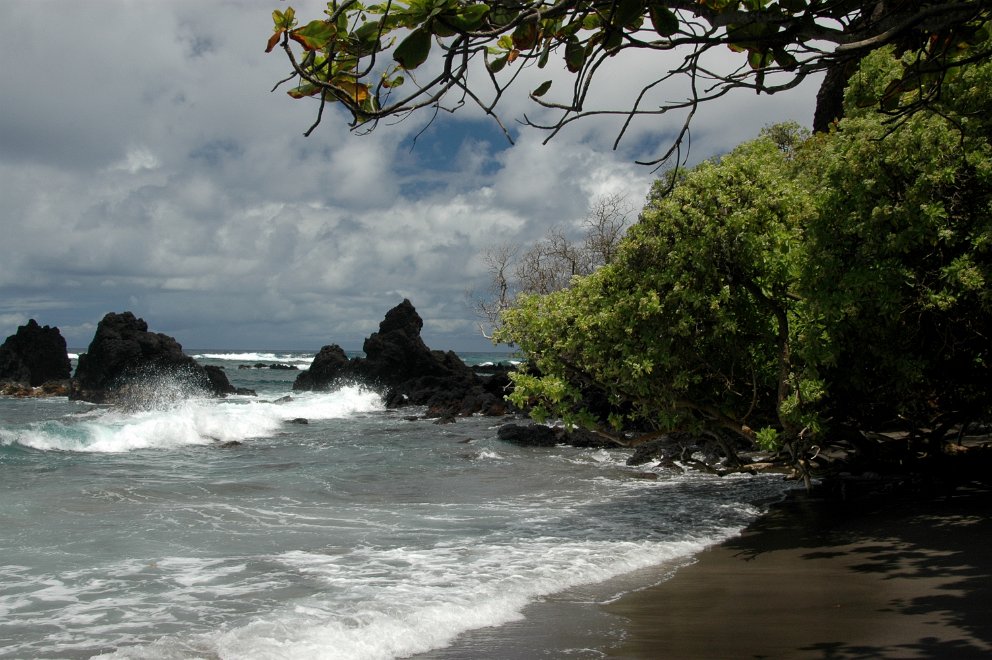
[0,352,789,659]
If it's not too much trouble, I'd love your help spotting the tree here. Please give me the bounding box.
[268,1,992,164]
[799,44,992,457]
[469,192,632,336]
[494,38,992,482]
[495,130,817,474]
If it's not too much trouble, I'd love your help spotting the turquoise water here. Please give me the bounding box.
[0,351,788,659]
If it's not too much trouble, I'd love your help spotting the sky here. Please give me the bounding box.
[0,1,821,352]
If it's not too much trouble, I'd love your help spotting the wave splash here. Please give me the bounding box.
[1,385,384,453]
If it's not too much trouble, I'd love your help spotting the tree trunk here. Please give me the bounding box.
[813,59,859,133]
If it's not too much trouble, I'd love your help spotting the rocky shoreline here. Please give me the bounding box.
[4,302,989,494]
[0,300,516,420]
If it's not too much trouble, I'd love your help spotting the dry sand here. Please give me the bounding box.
[603,484,992,659]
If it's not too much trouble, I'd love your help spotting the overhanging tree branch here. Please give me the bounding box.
[268,0,992,164]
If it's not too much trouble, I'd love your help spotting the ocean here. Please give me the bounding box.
[0,350,792,659]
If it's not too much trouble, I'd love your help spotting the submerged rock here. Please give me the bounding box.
[0,319,71,388]
[497,423,615,449]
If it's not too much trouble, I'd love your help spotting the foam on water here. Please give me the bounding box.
[193,352,316,366]
[93,532,732,660]
[1,385,384,453]
[0,352,791,660]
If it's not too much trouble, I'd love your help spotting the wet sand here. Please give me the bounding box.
[604,484,992,659]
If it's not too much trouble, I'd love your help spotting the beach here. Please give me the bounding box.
[603,483,992,659]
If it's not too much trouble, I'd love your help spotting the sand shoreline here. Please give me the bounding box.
[603,483,992,659]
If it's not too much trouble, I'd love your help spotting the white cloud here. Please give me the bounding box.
[0,0,821,351]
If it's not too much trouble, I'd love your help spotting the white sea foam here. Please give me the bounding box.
[5,386,384,453]
[193,352,315,365]
[96,533,735,660]
[268,385,384,420]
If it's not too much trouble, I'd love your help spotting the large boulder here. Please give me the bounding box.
[294,300,512,417]
[0,319,71,387]
[71,312,219,404]
[292,344,350,391]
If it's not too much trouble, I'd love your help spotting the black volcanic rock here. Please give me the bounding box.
[71,312,220,404]
[497,423,614,449]
[294,300,513,418]
[204,365,236,395]
[0,319,71,387]
[358,299,471,386]
[497,423,558,447]
[292,344,350,391]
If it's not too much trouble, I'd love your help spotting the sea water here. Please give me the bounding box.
[0,351,791,659]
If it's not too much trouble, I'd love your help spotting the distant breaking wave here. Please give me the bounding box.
[192,352,316,365]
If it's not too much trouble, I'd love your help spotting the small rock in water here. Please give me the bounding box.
[288,417,309,425]
[273,395,293,404]
[218,440,243,449]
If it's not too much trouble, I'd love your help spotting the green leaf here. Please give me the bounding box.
[272,8,296,30]
[292,20,336,51]
[487,53,508,73]
[393,28,432,69]
[444,4,490,31]
[488,5,518,27]
[537,45,550,68]
[565,36,586,72]
[773,47,798,70]
[747,48,772,70]
[287,83,323,99]
[649,6,678,37]
[512,20,539,50]
[532,80,552,97]
[612,0,644,29]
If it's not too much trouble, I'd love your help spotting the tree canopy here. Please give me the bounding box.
[494,40,992,483]
[269,0,992,164]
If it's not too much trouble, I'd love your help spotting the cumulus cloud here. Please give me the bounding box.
[0,0,819,351]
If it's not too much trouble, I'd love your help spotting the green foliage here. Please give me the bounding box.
[497,135,817,443]
[497,39,992,470]
[801,46,992,433]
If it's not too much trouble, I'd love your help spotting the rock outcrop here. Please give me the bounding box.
[0,319,72,388]
[291,344,350,391]
[70,312,230,404]
[497,423,615,449]
[293,299,512,418]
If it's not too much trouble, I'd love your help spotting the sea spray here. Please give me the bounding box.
[4,385,384,453]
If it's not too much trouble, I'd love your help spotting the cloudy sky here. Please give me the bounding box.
[0,1,821,352]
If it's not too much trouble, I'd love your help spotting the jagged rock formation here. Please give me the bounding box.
[0,319,71,390]
[70,312,232,404]
[294,299,511,418]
